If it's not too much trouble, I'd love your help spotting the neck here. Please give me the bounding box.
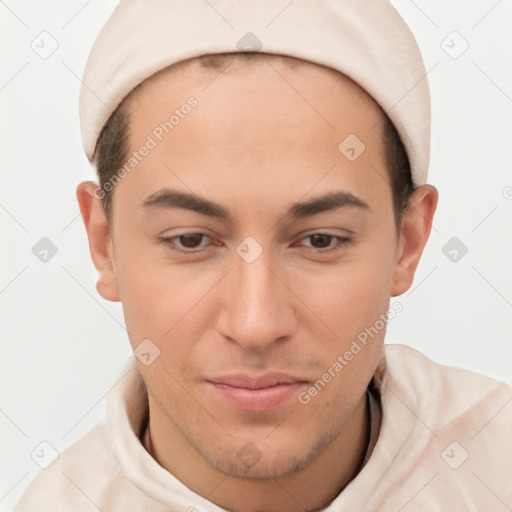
[145,392,370,512]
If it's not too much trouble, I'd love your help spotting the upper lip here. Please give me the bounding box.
[208,373,308,390]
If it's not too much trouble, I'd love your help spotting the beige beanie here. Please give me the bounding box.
[79,0,431,185]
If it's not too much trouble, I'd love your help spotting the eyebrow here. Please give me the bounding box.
[141,188,370,222]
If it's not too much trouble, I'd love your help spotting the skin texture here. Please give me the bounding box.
[77,56,438,512]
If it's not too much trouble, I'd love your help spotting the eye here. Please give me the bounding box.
[158,232,352,255]
[158,233,214,253]
[297,233,352,253]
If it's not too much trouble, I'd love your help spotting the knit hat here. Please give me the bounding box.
[79,0,431,185]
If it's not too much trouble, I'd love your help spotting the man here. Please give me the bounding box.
[14,0,512,511]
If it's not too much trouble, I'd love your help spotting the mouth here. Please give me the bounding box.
[206,373,309,412]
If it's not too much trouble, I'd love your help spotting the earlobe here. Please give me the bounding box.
[76,181,121,302]
[391,184,439,297]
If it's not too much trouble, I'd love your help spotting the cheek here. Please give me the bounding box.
[295,267,389,417]
[112,232,210,348]
[297,251,395,335]
[292,240,395,383]
[298,272,388,384]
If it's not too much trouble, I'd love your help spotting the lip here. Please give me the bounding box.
[207,373,308,412]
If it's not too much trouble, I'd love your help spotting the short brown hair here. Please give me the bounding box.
[94,53,414,227]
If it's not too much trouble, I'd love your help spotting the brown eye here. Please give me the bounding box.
[178,233,205,248]
[298,233,352,254]
[159,232,214,253]
[308,234,334,249]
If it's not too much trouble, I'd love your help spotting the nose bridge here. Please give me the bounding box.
[218,246,295,351]
[237,254,276,310]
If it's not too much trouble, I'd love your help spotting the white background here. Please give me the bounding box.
[1,0,511,509]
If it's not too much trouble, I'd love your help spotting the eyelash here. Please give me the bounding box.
[158,232,352,255]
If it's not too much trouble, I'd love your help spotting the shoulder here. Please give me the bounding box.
[380,343,512,427]
[14,420,129,512]
[373,344,512,509]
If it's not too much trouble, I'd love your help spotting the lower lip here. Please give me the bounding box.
[208,382,306,412]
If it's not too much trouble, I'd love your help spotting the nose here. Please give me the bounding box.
[216,250,298,352]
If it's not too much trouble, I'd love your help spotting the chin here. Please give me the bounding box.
[203,431,334,480]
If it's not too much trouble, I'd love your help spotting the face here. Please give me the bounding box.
[101,56,405,478]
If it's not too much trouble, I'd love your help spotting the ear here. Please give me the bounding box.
[76,181,120,302]
[391,184,439,296]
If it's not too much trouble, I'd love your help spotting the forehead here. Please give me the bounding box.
[128,53,384,155]
[127,52,384,132]
[115,53,392,224]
